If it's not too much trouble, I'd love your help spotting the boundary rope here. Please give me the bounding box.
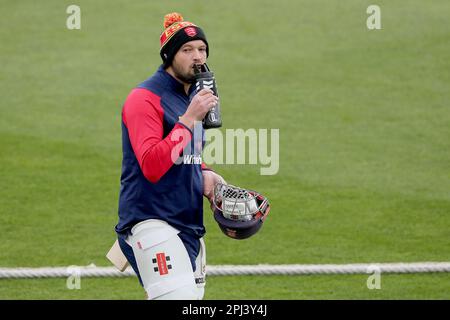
[0,262,449,279]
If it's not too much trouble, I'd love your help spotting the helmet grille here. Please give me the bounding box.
[212,182,271,239]
[214,183,261,222]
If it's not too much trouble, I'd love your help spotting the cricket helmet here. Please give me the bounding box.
[213,183,270,240]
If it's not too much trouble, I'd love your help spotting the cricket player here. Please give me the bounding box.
[114,12,225,300]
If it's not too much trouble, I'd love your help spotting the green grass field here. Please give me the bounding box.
[1,0,449,299]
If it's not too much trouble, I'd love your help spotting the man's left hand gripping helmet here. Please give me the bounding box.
[213,183,270,240]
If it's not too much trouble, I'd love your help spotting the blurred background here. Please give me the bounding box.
[0,0,449,299]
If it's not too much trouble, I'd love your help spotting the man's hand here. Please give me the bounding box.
[202,170,226,212]
[179,88,219,130]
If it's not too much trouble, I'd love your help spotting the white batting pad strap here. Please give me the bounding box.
[194,238,206,286]
[146,274,195,299]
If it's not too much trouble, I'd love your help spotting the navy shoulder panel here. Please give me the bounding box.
[137,71,167,97]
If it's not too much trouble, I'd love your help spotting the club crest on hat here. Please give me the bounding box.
[184,26,197,37]
[160,21,196,47]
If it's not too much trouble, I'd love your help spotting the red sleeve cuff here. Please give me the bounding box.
[176,121,194,136]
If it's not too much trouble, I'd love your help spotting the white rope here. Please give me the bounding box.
[208,262,450,275]
[0,262,449,279]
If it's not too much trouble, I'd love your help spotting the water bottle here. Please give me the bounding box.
[193,64,222,129]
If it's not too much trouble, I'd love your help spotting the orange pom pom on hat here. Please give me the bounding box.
[160,12,209,67]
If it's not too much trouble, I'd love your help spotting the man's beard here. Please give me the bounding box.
[172,63,195,84]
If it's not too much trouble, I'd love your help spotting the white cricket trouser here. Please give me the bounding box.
[126,219,206,300]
